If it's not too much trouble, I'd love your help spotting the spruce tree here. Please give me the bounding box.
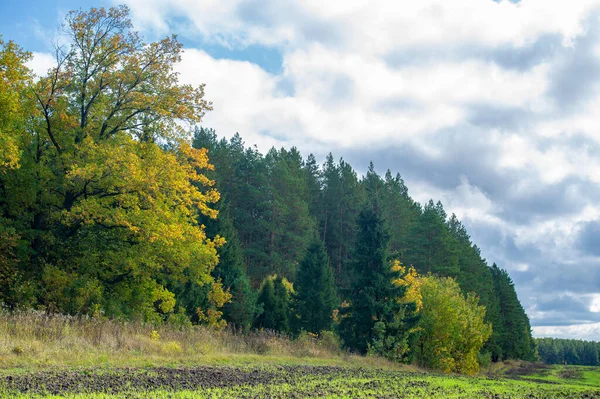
[338,206,415,360]
[211,209,257,331]
[272,276,291,333]
[254,278,277,330]
[294,239,338,333]
[254,275,291,333]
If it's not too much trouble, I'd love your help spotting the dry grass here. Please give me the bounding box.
[0,310,412,371]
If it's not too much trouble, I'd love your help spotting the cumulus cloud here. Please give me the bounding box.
[534,322,600,341]
[26,51,55,77]
[99,0,600,339]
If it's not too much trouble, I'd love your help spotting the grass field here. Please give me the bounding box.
[1,311,599,398]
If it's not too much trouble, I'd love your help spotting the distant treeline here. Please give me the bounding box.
[537,337,600,366]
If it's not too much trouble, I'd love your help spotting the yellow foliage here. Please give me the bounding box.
[265,274,295,294]
[0,36,32,170]
[390,261,492,374]
[197,279,233,330]
[161,341,183,355]
[391,260,423,312]
[416,276,492,375]
[152,286,176,314]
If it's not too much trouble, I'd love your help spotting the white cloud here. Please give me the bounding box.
[589,294,600,312]
[119,0,598,51]
[27,52,55,78]
[534,322,600,341]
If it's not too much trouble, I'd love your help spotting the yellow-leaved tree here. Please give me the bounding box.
[0,36,32,170]
[0,37,35,307]
[393,262,492,375]
[0,6,227,323]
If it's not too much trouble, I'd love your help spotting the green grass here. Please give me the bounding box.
[516,363,600,388]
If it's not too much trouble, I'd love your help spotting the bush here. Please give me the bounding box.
[318,330,341,353]
[478,351,492,369]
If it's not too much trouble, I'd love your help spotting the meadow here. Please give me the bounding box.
[1,311,599,398]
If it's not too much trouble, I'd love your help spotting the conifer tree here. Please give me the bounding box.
[447,214,504,361]
[492,263,536,360]
[254,275,291,333]
[254,278,277,330]
[338,206,414,359]
[321,155,365,287]
[381,170,419,258]
[404,200,459,277]
[294,239,338,333]
[208,207,257,331]
[303,153,323,218]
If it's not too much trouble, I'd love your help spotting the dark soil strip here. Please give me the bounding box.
[0,365,402,395]
[2,366,277,395]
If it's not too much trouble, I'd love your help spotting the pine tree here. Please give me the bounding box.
[294,239,338,333]
[320,155,365,287]
[492,263,536,360]
[381,170,419,258]
[447,214,504,361]
[404,200,459,277]
[303,153,323,218]
[263,147,316,280]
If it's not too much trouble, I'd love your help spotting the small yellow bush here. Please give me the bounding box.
[161,341,183,355]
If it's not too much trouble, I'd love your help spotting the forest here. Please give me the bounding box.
[0,6,540,375]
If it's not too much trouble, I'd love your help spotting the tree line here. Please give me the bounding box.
[536,338,600,366]
[0,6,536,374]
[192,126,537,365]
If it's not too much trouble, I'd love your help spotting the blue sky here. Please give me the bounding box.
[3,0,600,340]
[0,0,283,73]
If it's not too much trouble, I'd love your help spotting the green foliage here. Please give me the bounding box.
[380,170,419,258]
[192,129,317,283]
[200,202,257,331]
[447,214,504,361]
[293,239,338,334]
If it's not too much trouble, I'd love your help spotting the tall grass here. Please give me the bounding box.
[0,309,404,370]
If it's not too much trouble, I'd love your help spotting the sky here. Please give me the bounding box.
[2,0,600,340]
